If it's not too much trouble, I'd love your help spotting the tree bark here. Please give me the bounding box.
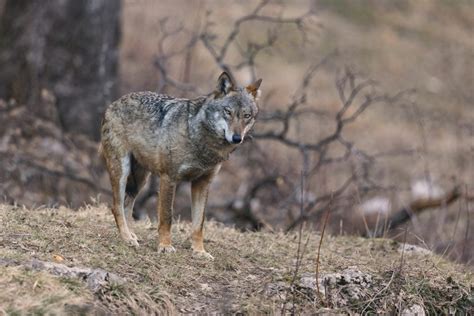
[0,0,121,140]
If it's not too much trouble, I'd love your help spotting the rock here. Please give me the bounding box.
[299,266,374,304]
[1,257,125,292]
[399,244,432,256]
[402,304,425,316]
[411,180,444,200]
[358,196,391,216]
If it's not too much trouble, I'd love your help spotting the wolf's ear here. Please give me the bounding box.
[217,71,236,95]
[246,78,262,99]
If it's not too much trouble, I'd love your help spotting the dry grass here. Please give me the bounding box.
[0,204,472,314]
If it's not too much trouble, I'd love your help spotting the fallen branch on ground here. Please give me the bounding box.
[372,186,462,237]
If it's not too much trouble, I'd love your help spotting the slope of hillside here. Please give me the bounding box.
[0,204,472,314]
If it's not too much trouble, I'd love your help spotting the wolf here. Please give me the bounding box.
[100,72,262,259]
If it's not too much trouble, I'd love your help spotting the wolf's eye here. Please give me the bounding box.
[244,114,251,119]
[224,108,232,116]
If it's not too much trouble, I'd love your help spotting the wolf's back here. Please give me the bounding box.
[104,91,190,128]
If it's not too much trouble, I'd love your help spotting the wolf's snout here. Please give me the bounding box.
[232,134,242,144]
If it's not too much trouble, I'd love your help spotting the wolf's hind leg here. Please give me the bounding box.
[124,155,150,225]
[105,152,139,247]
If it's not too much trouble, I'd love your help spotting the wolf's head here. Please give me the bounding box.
[202,72,262,145]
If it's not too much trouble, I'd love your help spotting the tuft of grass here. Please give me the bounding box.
[0,204,472,314]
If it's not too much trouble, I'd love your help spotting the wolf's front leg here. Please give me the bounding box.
[190,171,217,260]
[157,175,177,253]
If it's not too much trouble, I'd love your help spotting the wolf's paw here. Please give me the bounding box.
[130,232,138,241]
[158,244,176,254]
[122,234,139,247]
[192,250,214,260]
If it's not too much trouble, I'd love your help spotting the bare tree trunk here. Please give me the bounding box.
[0,0,121,140]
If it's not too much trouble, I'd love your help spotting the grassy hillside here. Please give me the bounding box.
[0,204,472,314]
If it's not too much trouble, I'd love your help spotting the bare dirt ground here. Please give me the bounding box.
[1,204,472,314]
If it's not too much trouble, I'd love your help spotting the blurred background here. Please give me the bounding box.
[0,0,472,266]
